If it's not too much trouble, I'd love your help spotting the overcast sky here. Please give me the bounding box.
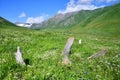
[0,0,120,23]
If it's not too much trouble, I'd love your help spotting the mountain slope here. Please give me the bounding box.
[31,3,120,31]
[0,16,17,28]
[71,3,120,37]
[31,10,93,29]
[0,3,120,80]
[75,3,120,28]
[0,17,29,31]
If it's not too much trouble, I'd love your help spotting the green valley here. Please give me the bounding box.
[0,3,120,80]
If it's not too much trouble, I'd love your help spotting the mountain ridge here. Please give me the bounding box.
[0,16,16,28]
[31,3,120,30]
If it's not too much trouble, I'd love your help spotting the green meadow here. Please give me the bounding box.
[0,3,120,80]
[0,26,120,80]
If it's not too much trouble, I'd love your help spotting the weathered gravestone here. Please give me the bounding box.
[15,46,25,65]
[62,37,74,65]
[88,49,107,60]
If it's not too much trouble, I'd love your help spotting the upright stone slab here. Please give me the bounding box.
[88,49,107,60]
[62,37,74,65]
[15,46,25,65]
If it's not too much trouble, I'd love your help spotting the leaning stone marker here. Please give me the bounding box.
[15,46,25,65]
[62,37,74,65]
[88,49,107,60]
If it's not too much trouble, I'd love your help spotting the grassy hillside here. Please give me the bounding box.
[31,3,120,31]
[0,19,120,80]
[86,4,120,28]
[0,3,120,80]
[31,10,93,29]
[0,17,29,31]
[0,17,17,28]
[72,3,120,37]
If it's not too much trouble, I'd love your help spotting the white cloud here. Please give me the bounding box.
[58,0,98,14]
[99,0,116,2]
[19,12,26,18]
[26,16,45,23]
[77,0,92,4]
[58,0,118,14]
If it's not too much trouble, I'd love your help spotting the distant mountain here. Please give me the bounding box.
[31,3,120,30]
[0,17,32,28]
[0,16,16,28]
[15,22,32,27]
[31,10,93,29]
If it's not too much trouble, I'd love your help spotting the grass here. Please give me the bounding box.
[71,3,120,35]
[0,3,120,79]
[0,26,120,80]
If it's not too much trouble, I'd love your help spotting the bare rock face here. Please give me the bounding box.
[62,37,74,65]
[15,46,25,65]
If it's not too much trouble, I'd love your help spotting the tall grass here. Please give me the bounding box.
[0,27,119,80]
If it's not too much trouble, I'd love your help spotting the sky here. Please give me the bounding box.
[0,0,120,23]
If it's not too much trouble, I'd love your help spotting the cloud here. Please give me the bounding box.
[58,0,98,14]
[26,16,45,23]
[19,12,26,18]
[58,0,118,14]
[99,0,116,2]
